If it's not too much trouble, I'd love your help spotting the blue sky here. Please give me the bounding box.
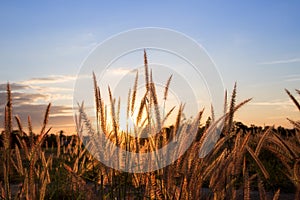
[0,1,299,132]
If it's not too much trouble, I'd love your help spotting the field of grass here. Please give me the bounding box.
[0,52,299,199]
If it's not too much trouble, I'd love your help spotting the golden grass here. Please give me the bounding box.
[0,51,299,199]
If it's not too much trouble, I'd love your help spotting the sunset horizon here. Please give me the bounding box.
[1,2,299,136]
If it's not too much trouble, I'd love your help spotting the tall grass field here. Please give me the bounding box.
[0,52,299,200]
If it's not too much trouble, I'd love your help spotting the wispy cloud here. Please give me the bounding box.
[106,68,136,76]
[0,92,48,107]
[257,58,300,65]
[47,93,73,102]
[20,75,76,85]
[250,99,294,108]
[0,103,74,133]
[0,83,30,91]
[0,74,76,104]
[0,74,76,133]
[283,74,300,82]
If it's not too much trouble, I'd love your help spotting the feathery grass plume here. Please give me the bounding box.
[246,146,270,179]
[28,153,36,200]
[32,105,52,159]
[202,150,227,181]
[39,151,52,182]
[163,75,172,120]
[15,115,26,137]
[89,73,107,132]
[97,86,107,135]
[163,75,172,101]
[78,103,96,137]
[14,145,24,175]
[144,49,150,91]
[224,89,228,114]
[285,88,300,111]
[127,89,131,128]
[150,82,162,131]
[199,96,250,158]
[287,118,300,130]
[179,109,204,156]
[162,106,175,126]
[108,86,120,169]
[4,83,12,149]
[3,82,12,200]
[269,147,293,175]
[209,97,251,136]
[199,98,249,154]
[255,126,272,156]
[243,157,250,200]
[136,91,148,125]
[26,104,52,200]
[233,132,251,176]
[56,134,61,158]
[131,70,138,115]
[230,133,241,174]
[211,104,215,123]
[185,110,204,173]
[198,117,226,158]
[6,82,12,136]
[285,88,300,144]
[272,189,281,200]
[15,116,30,159]
[28,115,34,146]
[239,131,252,151]
[202,135,228,164]
[27,117,32,133]
[272,132,298,158]
[227,82,237,134]
[93,72,100,132]
[234,98,252,112]
[39,175,48,200]
[3,106,10,150]
[108,86,119,144]
[150,68,153,84]
[173,104,184,140]
[75,112,83,136]
[39,103,51,137]
[265,135,294,163]
[148,69,154,124]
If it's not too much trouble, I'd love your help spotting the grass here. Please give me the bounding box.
[0,51,299,199]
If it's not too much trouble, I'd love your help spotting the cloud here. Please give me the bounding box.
[257,58,300,65]
[20,75,76,85]
[1,75,76,102]
[106,68,136,76]
[13,92,48,104]
[250,99,294,108]
[0,103,74,133]
[0,92,48,107]
[0,83,30,91]
[283,74,300,82]
[0,74,77,133]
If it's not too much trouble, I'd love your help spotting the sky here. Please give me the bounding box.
[0,1,300,134]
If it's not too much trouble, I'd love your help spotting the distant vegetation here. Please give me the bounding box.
[0,52,299,199]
